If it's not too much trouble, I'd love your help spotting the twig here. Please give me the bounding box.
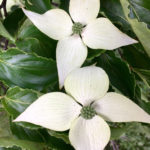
[0,9,2,18]
[0,81,7,94]
[0,0,7,17]
[118,48,124,60]
[51,1,59,7]
[0,0,9,50]
[4,39,8,50]
[110,140,119,150]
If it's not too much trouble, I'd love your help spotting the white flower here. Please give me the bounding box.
[14,66,150,150]
[22,0,138,88]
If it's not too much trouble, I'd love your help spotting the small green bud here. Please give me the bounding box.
[72,22,83,35]
[81,106,96,120]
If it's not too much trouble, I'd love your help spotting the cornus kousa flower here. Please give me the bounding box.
[14,66,150,150]
[22,0,137,88]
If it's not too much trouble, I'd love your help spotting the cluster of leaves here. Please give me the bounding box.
[0,0,150,149]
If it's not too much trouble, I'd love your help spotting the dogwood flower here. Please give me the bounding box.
[22,0,137,88]
[14,66,150,150]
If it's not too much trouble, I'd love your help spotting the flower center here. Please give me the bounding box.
[72,22,83,35]
[81,106,96,120]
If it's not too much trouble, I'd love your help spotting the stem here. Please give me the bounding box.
[0,9,2,18]
[0,0,7,17]
[51,1,59,7]
[0,81,7,95]
[0,0,9,50]
[110,140,119,150]
[4,39,8,50]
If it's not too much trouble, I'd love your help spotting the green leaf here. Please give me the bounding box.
[0,21,15,43]
[118,123,150,149]
[0,137,44,150]
[10,121,47,142]
[122,44,150,70]
[0,110,44,150]
[111,125,130,140]
[0,48,57,91]
[120,0,150,57]
[16,20,56,58]
[87,49,105,61]
[46,135,73,150]
[122,45,150,88]
[0,111,12,138]
[129,0,150,25]
[134,68,150,88]
[48,130,70,144]
[96,52,135,98]
[3,9,25,37]
[0,147,20,150]
[101,0,131,30]
[25,0,51,14]
[134,84,150,113]
[60,1,69,12]
[1,86,44,130]
[2,86,40,118]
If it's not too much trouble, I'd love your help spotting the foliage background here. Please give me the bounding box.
[0,0,150,149]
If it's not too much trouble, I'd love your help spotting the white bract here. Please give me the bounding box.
[22,0,138,88]
[14,66,150,150]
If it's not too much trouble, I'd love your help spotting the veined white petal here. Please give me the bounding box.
[93,92,150,123]
[69,116,110,150]
[23,8,73,40]
[69,0,100,25]
[82,18,138,50]
[64,66,109,105]
[57,35,87,89]
[14,92,81,131]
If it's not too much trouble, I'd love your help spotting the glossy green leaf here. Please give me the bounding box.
[0,21,15,43]
[134,69,150,88]
[101,0,131,30]
[16,21,56,58]
[10,121,46,142]
[2,86,40,118]
[96,52,135,98]
[0,111,11,138]
[48,130,70,144]
[122,45,150,70]
[0,110,44,150]
[134,84,150,114]
[0,48,57,90]
[3,9,25,37]
[129,0,150,25]
[122,45,150,88]
[87,49,105,61]
[0,137,44,150]
[120,0,150,57]
[25,0,51,14]
[60,0,69,12]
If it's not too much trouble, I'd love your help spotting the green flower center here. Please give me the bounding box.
[81,106,96,120]
[72,22,83,35]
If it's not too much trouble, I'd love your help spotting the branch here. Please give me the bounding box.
[51,1,59,7]
[0,81,8,94]
[0,0,7,17]
[110,140,119,150]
